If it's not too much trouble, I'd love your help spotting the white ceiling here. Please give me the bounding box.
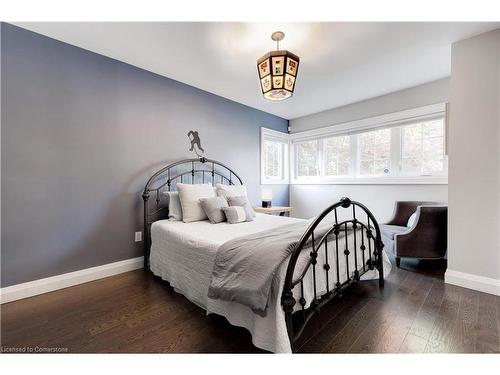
[14,22,500,119]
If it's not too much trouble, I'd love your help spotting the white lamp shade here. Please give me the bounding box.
[261,188,273,201]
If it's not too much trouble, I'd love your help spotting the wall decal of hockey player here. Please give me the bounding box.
[188,130,205,157]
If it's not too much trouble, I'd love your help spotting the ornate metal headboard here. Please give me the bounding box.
[142,156,243,268]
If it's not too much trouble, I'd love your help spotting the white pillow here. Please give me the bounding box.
[163,191,183,221]
[407,211,417,227]
[177,183,216,223]
[215,183,247,201]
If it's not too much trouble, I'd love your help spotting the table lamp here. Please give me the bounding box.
[261,188,273,208]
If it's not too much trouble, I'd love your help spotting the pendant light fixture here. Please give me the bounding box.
[257,31,300,101]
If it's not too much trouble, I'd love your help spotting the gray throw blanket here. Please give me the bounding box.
[207,220,335,313]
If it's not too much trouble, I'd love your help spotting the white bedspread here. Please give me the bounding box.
[150,213,391,353]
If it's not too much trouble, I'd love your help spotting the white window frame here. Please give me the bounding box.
[260,127,290,184]
[289,103,448,185]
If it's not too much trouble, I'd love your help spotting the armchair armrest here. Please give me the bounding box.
[394,205,448,259]
[385,201,437,226]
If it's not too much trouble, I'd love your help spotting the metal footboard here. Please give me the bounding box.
[281,197,384,350]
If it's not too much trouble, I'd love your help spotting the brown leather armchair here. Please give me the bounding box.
[380,201,447,267]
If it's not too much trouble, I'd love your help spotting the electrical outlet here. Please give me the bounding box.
[135,231,142,242]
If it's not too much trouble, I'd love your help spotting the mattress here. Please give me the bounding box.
[150,213,391,353]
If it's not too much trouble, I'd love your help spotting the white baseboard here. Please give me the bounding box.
[0,256,144,304]
[445,269,500,296]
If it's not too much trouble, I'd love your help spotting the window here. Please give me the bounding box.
[289,103,448,184]
[358,128,391,176]
[263,140,283,178]
[324,135,351,176]
[296,140,319,177]
[401,119,445,175]
[261,128,289,184]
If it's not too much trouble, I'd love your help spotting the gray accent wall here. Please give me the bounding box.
[0,23,289,287]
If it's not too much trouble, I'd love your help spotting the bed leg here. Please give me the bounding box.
[378,261,384,288]
[143,243,150,271]
[281,292,296,352]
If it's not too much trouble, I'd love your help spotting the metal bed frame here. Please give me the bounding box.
[143,157,384,352]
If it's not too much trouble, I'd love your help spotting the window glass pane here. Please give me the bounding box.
[359,160,374,175]
[401,119,444,175]
[358,128,391,176]
[401,158,420,174]
[296,140,319,177]
[324,135,351,176]
[263,140,283,179]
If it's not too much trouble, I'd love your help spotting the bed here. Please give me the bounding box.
[142,157,389,353]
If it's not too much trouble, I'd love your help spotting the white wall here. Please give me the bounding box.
[446,28,500,294]
[291,185,447,222]
[289,79,449,220]
[291,78,450,132]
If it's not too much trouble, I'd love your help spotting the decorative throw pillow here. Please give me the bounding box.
[407,211,417,227]
[215,183,247,202]
[163,191,183,221]
[227,195,255,221]
[223,206,247,224]
[177,183,216,223]
[199,197,228,224]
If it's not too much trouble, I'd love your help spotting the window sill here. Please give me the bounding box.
[291,176,448,185]
[261,179,290,185]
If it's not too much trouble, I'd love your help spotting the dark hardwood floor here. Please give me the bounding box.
[1,259,499,353]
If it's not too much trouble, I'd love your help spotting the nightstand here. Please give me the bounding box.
[254,206,292,216]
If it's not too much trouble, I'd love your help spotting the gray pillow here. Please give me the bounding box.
[227,195,255,221]
[199,197,228,224]
[222,206,247,224]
